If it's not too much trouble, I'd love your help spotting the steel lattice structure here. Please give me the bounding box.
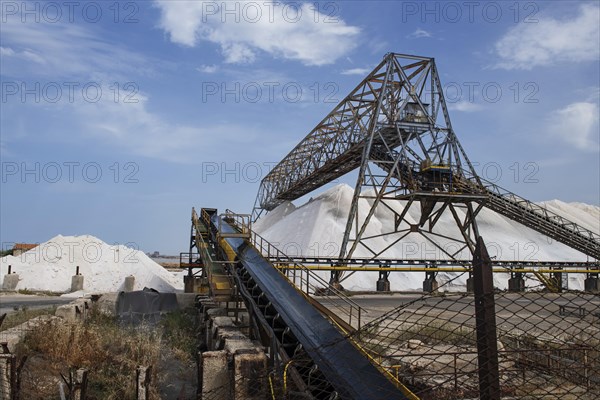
[253,53,600,286]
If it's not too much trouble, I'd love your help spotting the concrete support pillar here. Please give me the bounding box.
[2,273,19,291]
[552,271,563,292]
[233,350,267,399]
[71,266,84,292]
[466,272,474,293]
[0,353,16,400]
[205,311,229,350]
[584,276,599,293]
[199,351,230,399]
[508,274,525,292]
[423,270,438,293]
[124,276,135,292]
[423,278,438,293]
[136,365,151,400]
[184,274,194,293]
[376,278,390,292]
[69,368,88,400]
[376,270,390,292]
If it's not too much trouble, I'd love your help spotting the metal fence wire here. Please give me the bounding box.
[351,288,600,400]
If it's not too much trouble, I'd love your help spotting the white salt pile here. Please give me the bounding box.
[254,184,600,291]
[0,235,183,294]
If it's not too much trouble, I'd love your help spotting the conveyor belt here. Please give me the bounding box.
[477,177,600,259]
[210,214,409,400]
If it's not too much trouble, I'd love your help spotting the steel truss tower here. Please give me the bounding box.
[253,53,600,287]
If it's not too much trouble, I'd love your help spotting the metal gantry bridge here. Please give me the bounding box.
[252,52,599,288]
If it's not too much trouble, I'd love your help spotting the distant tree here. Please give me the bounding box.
[0,249,13,257]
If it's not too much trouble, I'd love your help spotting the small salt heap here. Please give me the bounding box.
[0,234,183,294]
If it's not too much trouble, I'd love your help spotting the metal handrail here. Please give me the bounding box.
[249,229,365,329]
[462,173,600,242]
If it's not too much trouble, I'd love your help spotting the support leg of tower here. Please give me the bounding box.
[423,270,438,293]
[552,270,564,293]
[508,272,525,292]
[376,271,390,292]
[466,272,474,293]
[585,273,599,293]
[329,271,344,292]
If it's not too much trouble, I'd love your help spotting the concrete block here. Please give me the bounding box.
[210,316,236,349]
[197,297,219,313]
[96,293,119,316]
[55,299,89,322]
[206,308,228,318]
[55,304,79,322]
[213,316,236,330]
[71,275,84,292]
[222,334,256,354]
[200,351,230,399]
[233,350,267,400]
[123,276,135,292]
[175,293,196,309]
[2,274,19,291]
[214,331,248,352]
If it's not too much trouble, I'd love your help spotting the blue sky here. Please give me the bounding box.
[1,1,599,254]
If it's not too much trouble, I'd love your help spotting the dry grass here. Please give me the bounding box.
[17,313,195,400]
[0,306,57,331]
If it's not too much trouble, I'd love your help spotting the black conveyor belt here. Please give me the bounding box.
[213,215,407,400]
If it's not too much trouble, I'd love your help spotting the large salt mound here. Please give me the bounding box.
[255,184,600,292]
[0,235,183,294]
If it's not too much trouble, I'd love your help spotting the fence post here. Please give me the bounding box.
[69,368,88,400]
[136,365,151,400]
[473,236,500,400]
[0,351,16,400]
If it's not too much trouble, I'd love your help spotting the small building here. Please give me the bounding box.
[401,102,429,123]
[12,243,38,256]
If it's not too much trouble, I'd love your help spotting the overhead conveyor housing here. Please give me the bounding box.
[200,210,410,400]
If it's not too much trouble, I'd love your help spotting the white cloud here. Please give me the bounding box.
[0,46,15,56]
[548,102,599,151]
[494,4,600,70]
[448,101,483,112]
[341,67,371,75]
[154,1,360,66]
[0,8,223,163]
[408,28,432,39]
[197,64,219,73]
[1,14,152,80]
[62,84,255,163]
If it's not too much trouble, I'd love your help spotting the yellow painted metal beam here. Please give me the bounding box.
[273,264,600,274]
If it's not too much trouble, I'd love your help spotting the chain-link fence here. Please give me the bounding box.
[351,284,599,399]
